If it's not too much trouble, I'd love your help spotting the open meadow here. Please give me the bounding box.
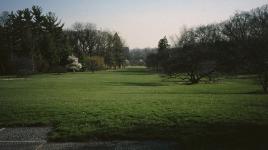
[0,67,268,148]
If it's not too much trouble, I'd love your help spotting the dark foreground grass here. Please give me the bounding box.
[1,67,268,149]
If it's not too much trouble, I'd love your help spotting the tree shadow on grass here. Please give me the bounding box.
[243,91,267,95]
[121,82,167,87]
[118,90,267,95]
[117,73,156,76]
[112,68,155,76]
[114,71,154,76]
[197,91,268,95]
[74,123,268,150]
[106,82,166,87]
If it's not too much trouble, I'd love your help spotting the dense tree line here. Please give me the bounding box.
[0,6,70,74]
[66,22,128,70]
[146,5,268,92]
[0,6,128,75]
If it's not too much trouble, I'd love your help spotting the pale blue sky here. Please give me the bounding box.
[1,0,267,48]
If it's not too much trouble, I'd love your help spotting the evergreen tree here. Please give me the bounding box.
[112,32,124,68]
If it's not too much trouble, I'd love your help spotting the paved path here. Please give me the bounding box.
[0,127,178,150]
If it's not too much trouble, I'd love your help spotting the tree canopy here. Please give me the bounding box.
[0,6,128,75]
[146,4,268,92]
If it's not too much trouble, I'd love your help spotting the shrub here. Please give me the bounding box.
[83,56,105,72]
[49,65,67,74]
[16,69,32,77]
[15,57,33,77]
[66,55,82,72]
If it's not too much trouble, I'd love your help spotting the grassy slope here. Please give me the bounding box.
[0,67,268,148]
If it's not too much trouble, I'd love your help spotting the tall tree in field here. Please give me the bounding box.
[102,31,114,68]
[41,11,70,70]
[112,32,124,68]
[0,11,10,74]
[157,36,170,72]
[158,36,169,52]
[223,5,268,92]
[68,22,98,58]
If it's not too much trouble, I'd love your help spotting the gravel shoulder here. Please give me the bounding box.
[0,127,178,150]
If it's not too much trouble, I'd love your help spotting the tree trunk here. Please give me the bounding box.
[263,73,268,93]
[263,84,268,93]
[32,55,35,73]
[260,72,268,93]
[0,64,5,74]
[189,75,199,84]
[188,72,201,84]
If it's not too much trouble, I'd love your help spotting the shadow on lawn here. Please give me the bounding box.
[63,123,268,150]
[113,67,155,76]
[118,91,267,95]
[195,91,267,95]
[111,124,268,150]
[106,82,166,87]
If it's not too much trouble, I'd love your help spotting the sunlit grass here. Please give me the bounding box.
[0,67,268,148]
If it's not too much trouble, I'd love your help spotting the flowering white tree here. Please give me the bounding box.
[66,55,82,72]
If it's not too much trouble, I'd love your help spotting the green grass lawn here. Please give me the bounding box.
[1,67,268,148]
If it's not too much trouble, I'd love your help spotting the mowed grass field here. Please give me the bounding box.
[1,67,268,148]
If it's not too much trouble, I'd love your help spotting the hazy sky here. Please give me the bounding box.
[1,0,267,48]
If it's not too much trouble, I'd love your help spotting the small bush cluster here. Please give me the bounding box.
[82,56,105,72]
